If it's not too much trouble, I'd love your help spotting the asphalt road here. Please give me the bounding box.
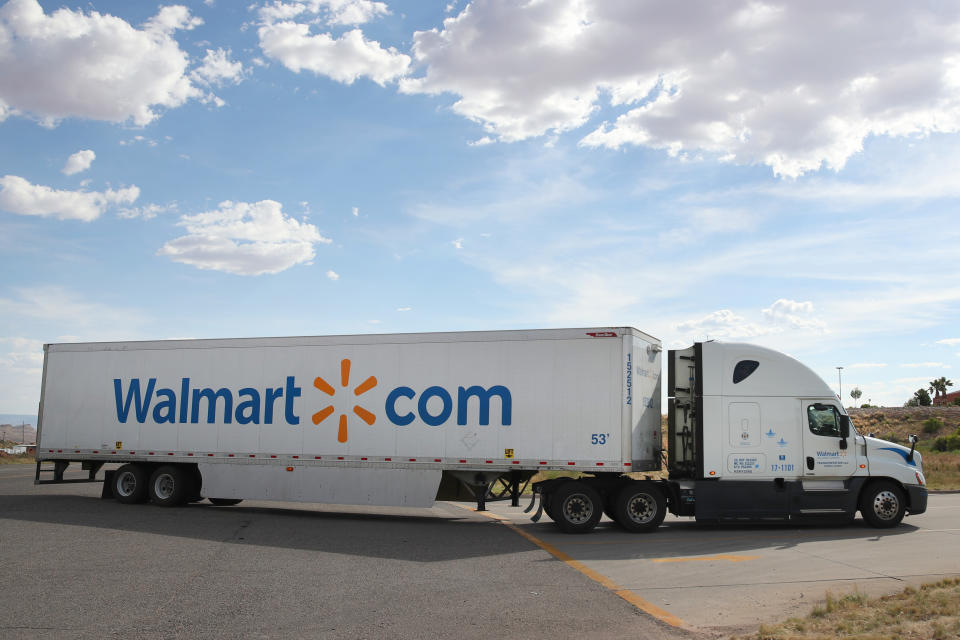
[480,489,960,635]
[0,465,687,640]
[4,464,958,638]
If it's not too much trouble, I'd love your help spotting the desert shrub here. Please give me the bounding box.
[924,417,946,434]
[933,434,960,452]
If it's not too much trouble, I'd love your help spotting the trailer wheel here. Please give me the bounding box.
[552,482,602,533]
[859,481,905,528]
[112,464,149,504]
[209,498,243,506]
[613,483,666,533]
[148,465,191,507]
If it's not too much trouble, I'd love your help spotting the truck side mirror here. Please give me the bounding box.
[840,415,851,438]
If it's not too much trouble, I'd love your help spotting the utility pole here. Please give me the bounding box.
[836,366,844,402]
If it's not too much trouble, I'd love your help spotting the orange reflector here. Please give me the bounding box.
[860,464,866,469]
[709,470,716,476]
[286,466,294,472]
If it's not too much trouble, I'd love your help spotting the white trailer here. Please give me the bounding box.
[35,328,927,533]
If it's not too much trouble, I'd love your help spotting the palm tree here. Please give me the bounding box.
[929,376,954,404]
[850,387,862,408]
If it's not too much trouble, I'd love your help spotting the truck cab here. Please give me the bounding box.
[667,341,927,527]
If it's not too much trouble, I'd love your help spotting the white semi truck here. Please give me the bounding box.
[35,327,927,533]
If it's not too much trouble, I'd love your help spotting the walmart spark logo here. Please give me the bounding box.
[312,358,378,443]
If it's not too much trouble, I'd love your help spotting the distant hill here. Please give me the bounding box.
[0,423,36,444]
[848,406,960,444]
[0,414,37,426]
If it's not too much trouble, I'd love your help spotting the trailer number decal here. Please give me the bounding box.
[591,433,609,445]
[504,448,514,459]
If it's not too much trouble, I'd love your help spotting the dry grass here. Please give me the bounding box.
[921,452,960,490]
[0,453,34,464]
[734,578,960,640]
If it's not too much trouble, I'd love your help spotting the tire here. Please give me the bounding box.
[208,498,243,506]
[551,481,602,534]
[148,465,191,507]
[613,482,666,533]
[859,481,906,528]
[112,463,149,504]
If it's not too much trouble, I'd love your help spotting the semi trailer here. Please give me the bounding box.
[34,327,927,533]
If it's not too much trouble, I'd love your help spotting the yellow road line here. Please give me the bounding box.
[652,554,759,563]
[453,504,689,630]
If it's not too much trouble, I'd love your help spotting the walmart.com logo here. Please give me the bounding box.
[312,358,378,443]
[113,359,513,444]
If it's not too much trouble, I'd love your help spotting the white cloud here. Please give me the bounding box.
[675,299,827,340]
[936,338,960,346]
[119,202,177,220]
[396,306,411,312]
[326,269,339,280]
[451,238,463,249]
[258,0,390,27]
[0,0,214,126]
[191,48,245,87]
[676,309,768,340]
[62,150,96,176]
[849,363,887,369]
[400,0,960,177]
[157,200,332,275]
[901,362,951,369]
[352,206,359,216]
[0,175,139,221]
[761,299,826,331]
[255,2,408,85]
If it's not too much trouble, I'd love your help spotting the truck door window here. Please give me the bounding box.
[732,360,760,384]
[807,404,842,437]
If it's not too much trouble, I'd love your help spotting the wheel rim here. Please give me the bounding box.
[116,471,137,497]
[154,473,176,500]
[872,490,900,521]
[626,492,657,524]
[561,493,594,524]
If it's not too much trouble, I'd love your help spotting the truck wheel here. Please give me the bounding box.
[209,498,243,506]
[859,481,906,528]
[148,465,191,507]
[113,464,149,504]
[552,482,602,533]
[613,482,666,533]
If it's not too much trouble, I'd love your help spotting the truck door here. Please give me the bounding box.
[801,401,857,478]
[797,401,859,516]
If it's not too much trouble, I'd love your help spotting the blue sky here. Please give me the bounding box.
[1,0,959,415]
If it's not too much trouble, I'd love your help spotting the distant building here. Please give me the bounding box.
[1,445,34,455]
[933,390,960,406]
